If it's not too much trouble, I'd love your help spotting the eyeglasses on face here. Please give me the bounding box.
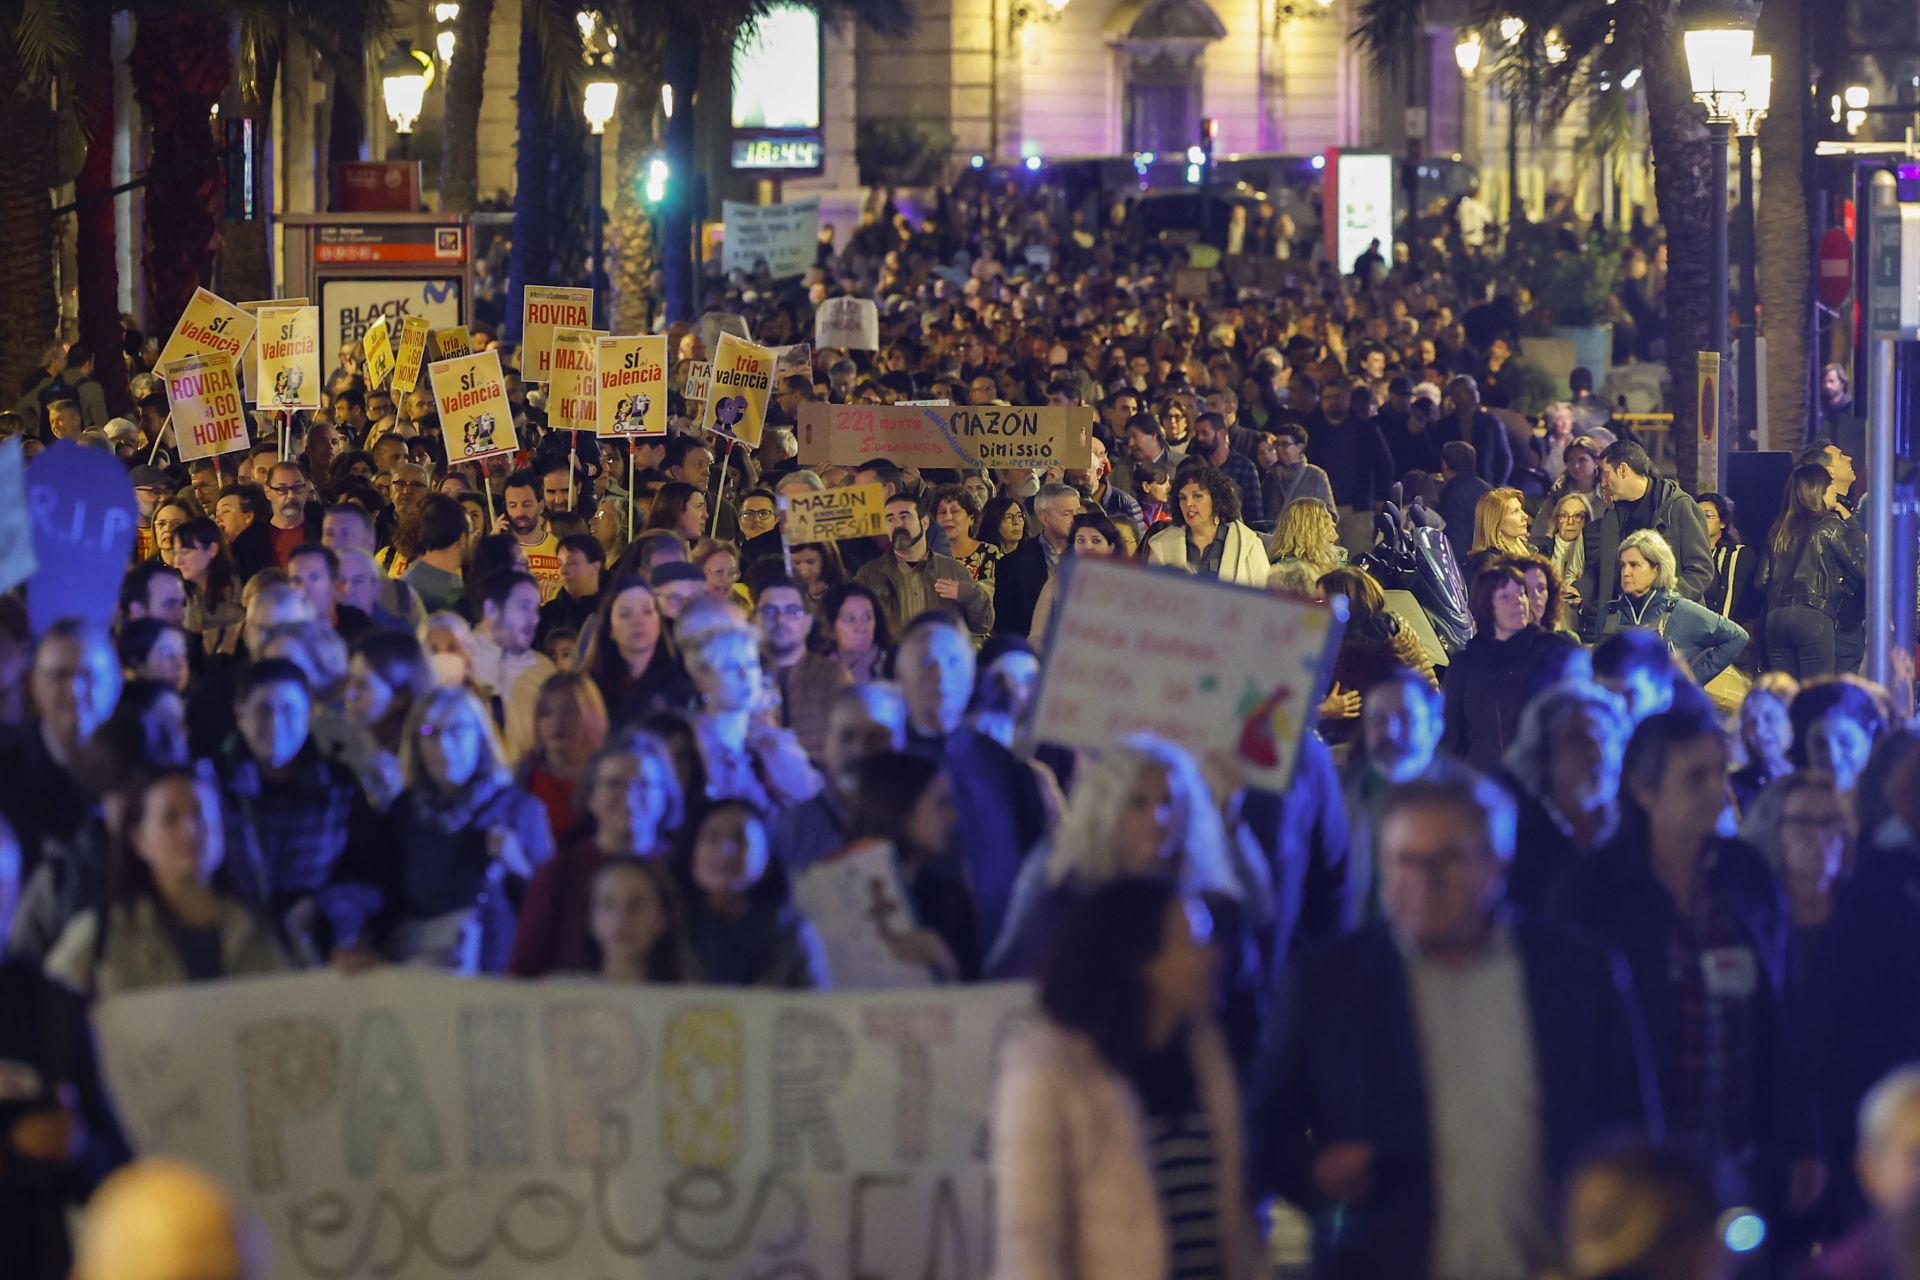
[269,483,309,497]
[758,604,808,621]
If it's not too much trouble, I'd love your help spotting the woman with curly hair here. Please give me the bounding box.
[931,484,1000,585]
[1265,496,1345,580]
[1145,460,1270,586]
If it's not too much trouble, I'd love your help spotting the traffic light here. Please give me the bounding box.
[641,155,669,205]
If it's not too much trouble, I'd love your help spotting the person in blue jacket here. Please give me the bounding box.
[1599,529,1748,687]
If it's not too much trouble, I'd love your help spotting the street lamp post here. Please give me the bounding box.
[1732,55,1769,448]
[582,74,619,329]
[379,41,432,159]
[1682,8,1755,488]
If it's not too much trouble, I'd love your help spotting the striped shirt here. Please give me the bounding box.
[1146,1105,1223,1280]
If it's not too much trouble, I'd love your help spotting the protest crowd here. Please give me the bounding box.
[2,170,1917,1280]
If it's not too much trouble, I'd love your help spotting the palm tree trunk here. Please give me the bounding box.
[611,75,661,334]
[1756,0,1809,451]
[221,28,281,304]
[130,10,233,342]
[76,20,128,415]
[1642,23,1713,491]
[506,12,554,350]
[0,38,57,402]
[440,0,493,213]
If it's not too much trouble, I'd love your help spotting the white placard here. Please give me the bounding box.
[722,196,821,278]
[815,296,880,350]
[95,970,1032,1280]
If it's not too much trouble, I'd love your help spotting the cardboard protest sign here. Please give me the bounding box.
[156,287,255,372]
[236,297,306,404]
[253,305,322,409]
[721,196,820,278]
[681,360,712,402]
[545,328,603,432]
[769,342,813,389]
[595,335,668,438]
[428,349,518,462]
[432,324,470,361]
[791,841,936,990]
[25,442,136,633]
[361,313,396,390]
[0,440,37,595]
[1029,556,1342,790]
[700,332,775,448]
[520,285,594,381]
[815,296,879,350]
[782,482,887,543]
[94,969,1029,1280]
[392,315,431,392]
[796,402,1093,469]
[162,354,249,462]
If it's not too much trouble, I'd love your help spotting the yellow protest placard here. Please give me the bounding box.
[520,286,594,382]
[433,325,471,361]
[392,316,431,392]
[782,482,888,543]
[429,350,518,462]
[236,297,305,404]
[362,314,396,390]
[254,305,322,409]
[700,332,774,448]
[162,354,250,462]
[157,287,256,372]
[547,328,604,432]
[595,335,668,438]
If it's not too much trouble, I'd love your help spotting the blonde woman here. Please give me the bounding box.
[1465,486,1531,578]
[516,672,611,846]
[678,602,821,815]
[987,734,1270,1068]
[420,611,481,689]
[1266,496,1345,579]
[370,686,554,971]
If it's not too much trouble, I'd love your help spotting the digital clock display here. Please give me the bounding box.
[731,136,824,171]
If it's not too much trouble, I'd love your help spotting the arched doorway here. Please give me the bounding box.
[1107,0,1227,156]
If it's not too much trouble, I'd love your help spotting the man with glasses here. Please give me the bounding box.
[754,572,850,760]
[263,462,319,568]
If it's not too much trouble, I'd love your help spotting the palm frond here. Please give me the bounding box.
[12,0,86,85]
[523,0,589,117]
[1349,0,1430,71]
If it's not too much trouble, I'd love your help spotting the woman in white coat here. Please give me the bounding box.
[1145,461,1273,588]
[992,877,1266,1280]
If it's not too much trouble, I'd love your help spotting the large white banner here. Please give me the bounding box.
[320,278,464,381]
[95,970,1031,1280]
[722,197,821,278]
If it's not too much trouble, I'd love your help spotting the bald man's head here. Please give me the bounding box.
[76,1158,249,1280]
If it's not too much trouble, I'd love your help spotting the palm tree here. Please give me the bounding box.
[441,0,494,213]
[1755,0,1808,448]
[0,7,75,400]
[129,9,234,343]
[620,0,913,325]
[1355,0,1737,490]
[609,63,663,334]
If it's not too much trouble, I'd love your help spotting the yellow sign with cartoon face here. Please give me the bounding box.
[595,335,668,438]
[429,350,519,462]
[362,314,396,390]
[254,305,322,410]
[700,332,774,448]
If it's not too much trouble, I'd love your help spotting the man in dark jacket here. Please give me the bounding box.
[1304,381,1393,551]
[1253,773,1659,1280]
[1548,706,1822,1221]
[1436,440,1492,571]
[1587,440,1713,608]
[1433,376,1513,485]
[990,483,1079,637]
